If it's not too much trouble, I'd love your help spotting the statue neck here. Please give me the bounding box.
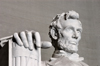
[52,49,72,58]
[51,49,84,62]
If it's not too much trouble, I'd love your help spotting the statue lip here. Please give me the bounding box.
[69,41,77,45]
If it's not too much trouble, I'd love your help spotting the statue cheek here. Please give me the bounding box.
[78,35,81,40]
[62,32,72,38]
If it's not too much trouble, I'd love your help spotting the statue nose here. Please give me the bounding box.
[72,33,78,39]
[72,36,78,39]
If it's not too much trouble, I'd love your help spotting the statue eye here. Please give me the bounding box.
[64,27,73,32]
[65,28,73,32]
[77,29,82,33]
[67,28,71,31]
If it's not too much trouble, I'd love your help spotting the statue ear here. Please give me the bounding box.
[50,27,58,40]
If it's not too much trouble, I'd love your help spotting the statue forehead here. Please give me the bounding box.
[51,11,82,30]
[60,19,82,29]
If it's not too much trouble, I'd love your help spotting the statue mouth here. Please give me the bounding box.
[69,41,77,45]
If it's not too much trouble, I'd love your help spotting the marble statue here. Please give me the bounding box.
[0,11,89,66]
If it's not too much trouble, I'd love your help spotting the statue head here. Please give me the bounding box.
[49,11,82,53]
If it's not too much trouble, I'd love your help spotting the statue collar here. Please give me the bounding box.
[51,50,84,62]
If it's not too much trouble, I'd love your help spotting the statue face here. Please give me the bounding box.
[58,19,82,53]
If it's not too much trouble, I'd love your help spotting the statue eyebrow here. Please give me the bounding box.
[64,26,82,32]
[63,26,74,30]
[77,28,82,32]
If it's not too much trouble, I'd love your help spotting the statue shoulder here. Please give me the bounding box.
[45,56,89,66]
[79,61,89,66]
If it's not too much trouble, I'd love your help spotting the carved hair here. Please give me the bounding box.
[50,10,80,29]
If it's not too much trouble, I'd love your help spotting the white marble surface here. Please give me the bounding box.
[0,0,100,66]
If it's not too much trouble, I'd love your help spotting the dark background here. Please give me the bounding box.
[0,0,100,66]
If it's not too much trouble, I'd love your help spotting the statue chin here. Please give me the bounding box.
[57,39,78,53]
[65,46,78,53]
[58,43,78,53]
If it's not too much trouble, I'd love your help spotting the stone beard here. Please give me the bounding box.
[58,37,78,53]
